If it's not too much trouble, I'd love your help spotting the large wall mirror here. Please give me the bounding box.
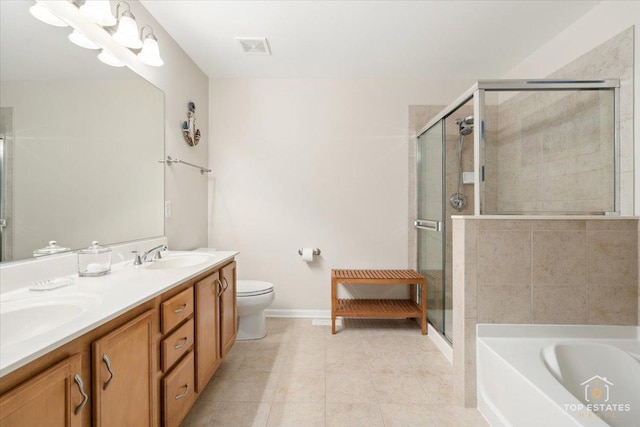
[0,1,164,262]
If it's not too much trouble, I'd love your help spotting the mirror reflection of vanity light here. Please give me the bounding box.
[29,3,68,27]
[69,30,100,50]
[98,49,125,67]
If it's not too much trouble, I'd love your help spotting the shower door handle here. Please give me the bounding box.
[414,220,442,232]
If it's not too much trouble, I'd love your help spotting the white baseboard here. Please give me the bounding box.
[428,323,453,364]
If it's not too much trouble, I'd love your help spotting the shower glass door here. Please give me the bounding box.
[416,120,446,338]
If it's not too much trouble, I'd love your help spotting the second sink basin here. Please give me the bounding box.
[144,252,214,270]
[0,293,102,346]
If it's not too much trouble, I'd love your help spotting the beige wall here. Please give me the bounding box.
[453,217,639,407]
[209,79,471,312]
[502,2,640,215]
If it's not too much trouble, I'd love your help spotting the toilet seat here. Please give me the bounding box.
[237,280,274,297]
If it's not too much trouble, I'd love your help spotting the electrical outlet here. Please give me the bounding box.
[164,201,172,218]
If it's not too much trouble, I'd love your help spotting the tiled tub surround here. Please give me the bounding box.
[0,240,237,376]
[452,217,639,407]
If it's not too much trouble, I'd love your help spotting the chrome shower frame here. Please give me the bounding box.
[416,79,621,216]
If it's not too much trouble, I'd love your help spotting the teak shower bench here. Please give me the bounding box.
[331,269,427,334]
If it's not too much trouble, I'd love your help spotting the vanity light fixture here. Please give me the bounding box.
[137,26,164,67]
[79,0,116,27]
[69,29,100,50]
[97,49,125,67]
[112,1,142,49]
[29,3,69,27]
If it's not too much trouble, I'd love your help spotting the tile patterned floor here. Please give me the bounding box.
[181,318,489,427]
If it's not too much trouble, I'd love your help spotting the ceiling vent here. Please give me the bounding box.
[236,38,271,55]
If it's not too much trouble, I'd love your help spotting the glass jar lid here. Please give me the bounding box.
[79,240,112,255]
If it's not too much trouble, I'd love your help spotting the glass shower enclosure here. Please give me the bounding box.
[415,79,620,344]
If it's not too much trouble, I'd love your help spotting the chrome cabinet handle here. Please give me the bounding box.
[102,354,114,390]
[223,277,229,291]
[174,337,188,350]
[73,374,88,415]
[215,278,223,297]
[175,384,189,400]
[174,303,188,314]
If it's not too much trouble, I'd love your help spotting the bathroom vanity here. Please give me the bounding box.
[0,249,237,427]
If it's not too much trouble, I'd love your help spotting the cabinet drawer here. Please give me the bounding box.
[161,319,194,372]
[161,287,194,334]
[162,351,195,427]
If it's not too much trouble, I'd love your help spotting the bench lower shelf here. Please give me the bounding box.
[334,299,422,318]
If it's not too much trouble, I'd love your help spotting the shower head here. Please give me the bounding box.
[455,115,474,135]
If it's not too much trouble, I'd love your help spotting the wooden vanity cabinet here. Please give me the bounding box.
[220,261,237,358]
[92,310,155,427]
[0,353,85,427]
[194,270,222,391]
[0,258,237,427]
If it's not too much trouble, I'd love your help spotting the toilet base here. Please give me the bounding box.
[237,310,267,341]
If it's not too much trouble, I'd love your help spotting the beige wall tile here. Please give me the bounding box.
[532,285,587,324]
[478,220,532,230]
[477,285,532,323]
[587,230,638,286]
[532,230,586,286]
[478,230,531,285]
[588,284,638,325]
[586,219,638,230]
[530,220,586,230]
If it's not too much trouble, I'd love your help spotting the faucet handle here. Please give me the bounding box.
[131,251,143,266]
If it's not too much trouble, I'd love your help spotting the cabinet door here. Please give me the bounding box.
[195,271,221,391]
[92,310,155,427]
[0,353,86,427]
[220,261,237,358]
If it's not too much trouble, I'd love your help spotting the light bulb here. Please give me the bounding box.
[98,49,125,67]
[137,35,163,67]
[112,12,141,49]
[29,3,68,27]
[69,30,100,50]
[80,0,116,27]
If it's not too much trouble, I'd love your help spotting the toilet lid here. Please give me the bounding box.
[237,280,274,297]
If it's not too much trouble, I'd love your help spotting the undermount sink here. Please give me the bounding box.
[144,252,214,270]
[0,293,102,346]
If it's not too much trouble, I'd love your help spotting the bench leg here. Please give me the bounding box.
[421,280,428,335]
[331,277,337,334]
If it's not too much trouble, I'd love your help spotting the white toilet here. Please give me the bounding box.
[236,280,275,340]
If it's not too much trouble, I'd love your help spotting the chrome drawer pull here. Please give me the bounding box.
[73,374,88,415]
[175,384,189,400]
[215,279,223,297]
[174,303,188,314]
[174,337,188,350]
[102,354,114,390]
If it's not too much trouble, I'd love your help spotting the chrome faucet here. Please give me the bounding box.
[142,244,168,262]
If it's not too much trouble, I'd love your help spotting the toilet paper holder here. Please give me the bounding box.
[298,248,321,256]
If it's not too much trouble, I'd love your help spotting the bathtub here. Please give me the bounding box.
[476,324,640,427]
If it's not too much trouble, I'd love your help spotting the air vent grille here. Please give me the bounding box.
[236,38,271,55]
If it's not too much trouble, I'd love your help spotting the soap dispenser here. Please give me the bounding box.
[78,241,112,277]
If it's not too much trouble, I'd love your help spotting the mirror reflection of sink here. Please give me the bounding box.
[0,294,102,346]
[144,253,214,270]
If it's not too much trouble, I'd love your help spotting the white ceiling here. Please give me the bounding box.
[140,0,600,79]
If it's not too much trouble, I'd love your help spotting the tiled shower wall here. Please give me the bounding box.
[485,27,634,215]
[452,217,639,407]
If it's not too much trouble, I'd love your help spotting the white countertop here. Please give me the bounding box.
[0,249,238,377]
